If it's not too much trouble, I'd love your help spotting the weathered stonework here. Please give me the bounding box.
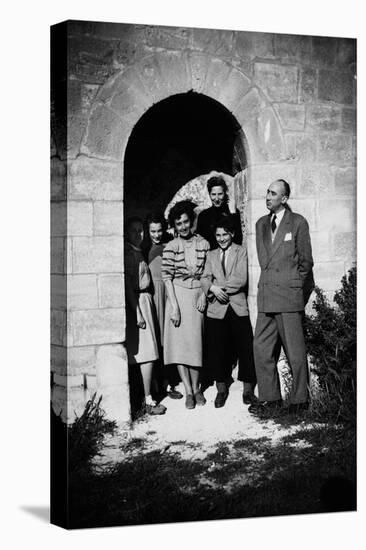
[51,21,357,424]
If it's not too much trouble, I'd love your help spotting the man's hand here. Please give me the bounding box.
[136,308,146,329]
[210,285,229,304]
[170,304,181,327]
[196,292,207,312]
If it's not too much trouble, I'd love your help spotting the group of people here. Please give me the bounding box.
[124,175,314,418]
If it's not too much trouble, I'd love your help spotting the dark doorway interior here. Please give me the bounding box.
[124,91,246,219]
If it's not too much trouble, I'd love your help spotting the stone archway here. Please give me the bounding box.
[73,51,286,422]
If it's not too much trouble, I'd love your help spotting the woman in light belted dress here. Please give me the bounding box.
[162,201,210,409]
[124,216,166,415]
[142,212,183,400]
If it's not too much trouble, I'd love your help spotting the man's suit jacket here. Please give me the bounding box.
[201,243,249,319]
[256,208,314,313]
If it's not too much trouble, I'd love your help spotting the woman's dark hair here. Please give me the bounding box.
[207,175,228,194]
[168,200,196,228]
[213,215,236,234]
[141,212,171,258]
[145,212,168,232]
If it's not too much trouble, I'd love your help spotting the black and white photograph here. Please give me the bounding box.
[50,16,357,529]
[3,1,363,547]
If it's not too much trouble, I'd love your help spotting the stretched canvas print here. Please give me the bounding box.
[51,20,357,529]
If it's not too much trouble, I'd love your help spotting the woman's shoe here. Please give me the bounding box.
[146,402,167,415]
[194,390,206,406]
[167,388,183,399]
[185,394,195,409]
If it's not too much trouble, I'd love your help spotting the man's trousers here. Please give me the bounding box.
[253,311,308,404]
[206,306,256,384]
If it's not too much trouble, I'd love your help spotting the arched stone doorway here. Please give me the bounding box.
[74,51,286,423]
[124,91,247,228]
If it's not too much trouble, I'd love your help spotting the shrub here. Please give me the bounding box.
[304,267,356,423]
[68,393,117,476]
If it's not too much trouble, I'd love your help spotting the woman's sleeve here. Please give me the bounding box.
[162,240,176,281]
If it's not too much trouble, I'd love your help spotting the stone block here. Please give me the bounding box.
[247,199,267,229]
[68,156,123,201]
[288,199,317,230]
[311,231,333,262]
[248,163,300,200]
[157,51,191,98]
[275,103,305,131]
[312,36,338,67]
[274,34,312,64]
[68,346,96,375]
[202,58,231,102]
[51,237,65,274]
[96,344,130,423]
[137,54,168,105]
[68,35,117,84]
[94,201,123,236]
[317,199,356,233]
[318,70,354,105]
[284,133,297,160]
[68,274,98,310]
[51,157,66,201]
[306,105,342,132]
[82,104,131,161]
[68,201,93,236]
[235,89,286,163]
[341,108,356,134]
[235,31,274,59]
[81,84,99,115]
[51,275,66,310]
[300,66,317,103]
[51,309,66,346]
[143,25,191,51]
[71,308,125,346]
[86,375,97,390]
[67,113,88,159]
[254,63,298,103]
[299,165,334,197]
[72,236,123,273]
[98,274,124,308]
[51,345,67,375]
[335,38,356,69]
[317,134,353,164]
[334,167,356,196]
[334,232,356,261]
[109,70,151,119]
[187,51,211,93]
[313,261,347,293]
[51,202,66,237]
[54,373,84,388]
[192,28,234,56]
[213,68,251,112]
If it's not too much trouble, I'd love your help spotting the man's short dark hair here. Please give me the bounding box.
[213,215,236,234]
[276,179,291,199]
[207,175,228,194]
[168,200,196,228]
[125,215,143,232]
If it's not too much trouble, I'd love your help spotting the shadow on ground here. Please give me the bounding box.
[68,420,356,528]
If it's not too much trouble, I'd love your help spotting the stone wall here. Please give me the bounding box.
[51,21,356,423]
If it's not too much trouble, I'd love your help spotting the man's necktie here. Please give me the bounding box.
[271,214,277,234]
[221,249,226,276]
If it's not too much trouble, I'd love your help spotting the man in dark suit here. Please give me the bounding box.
[249,179,314,416]
[196,175,242,250]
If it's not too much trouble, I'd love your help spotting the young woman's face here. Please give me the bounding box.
[174,212,192,238]
[149,222,163,245]
[127,221,144,247]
